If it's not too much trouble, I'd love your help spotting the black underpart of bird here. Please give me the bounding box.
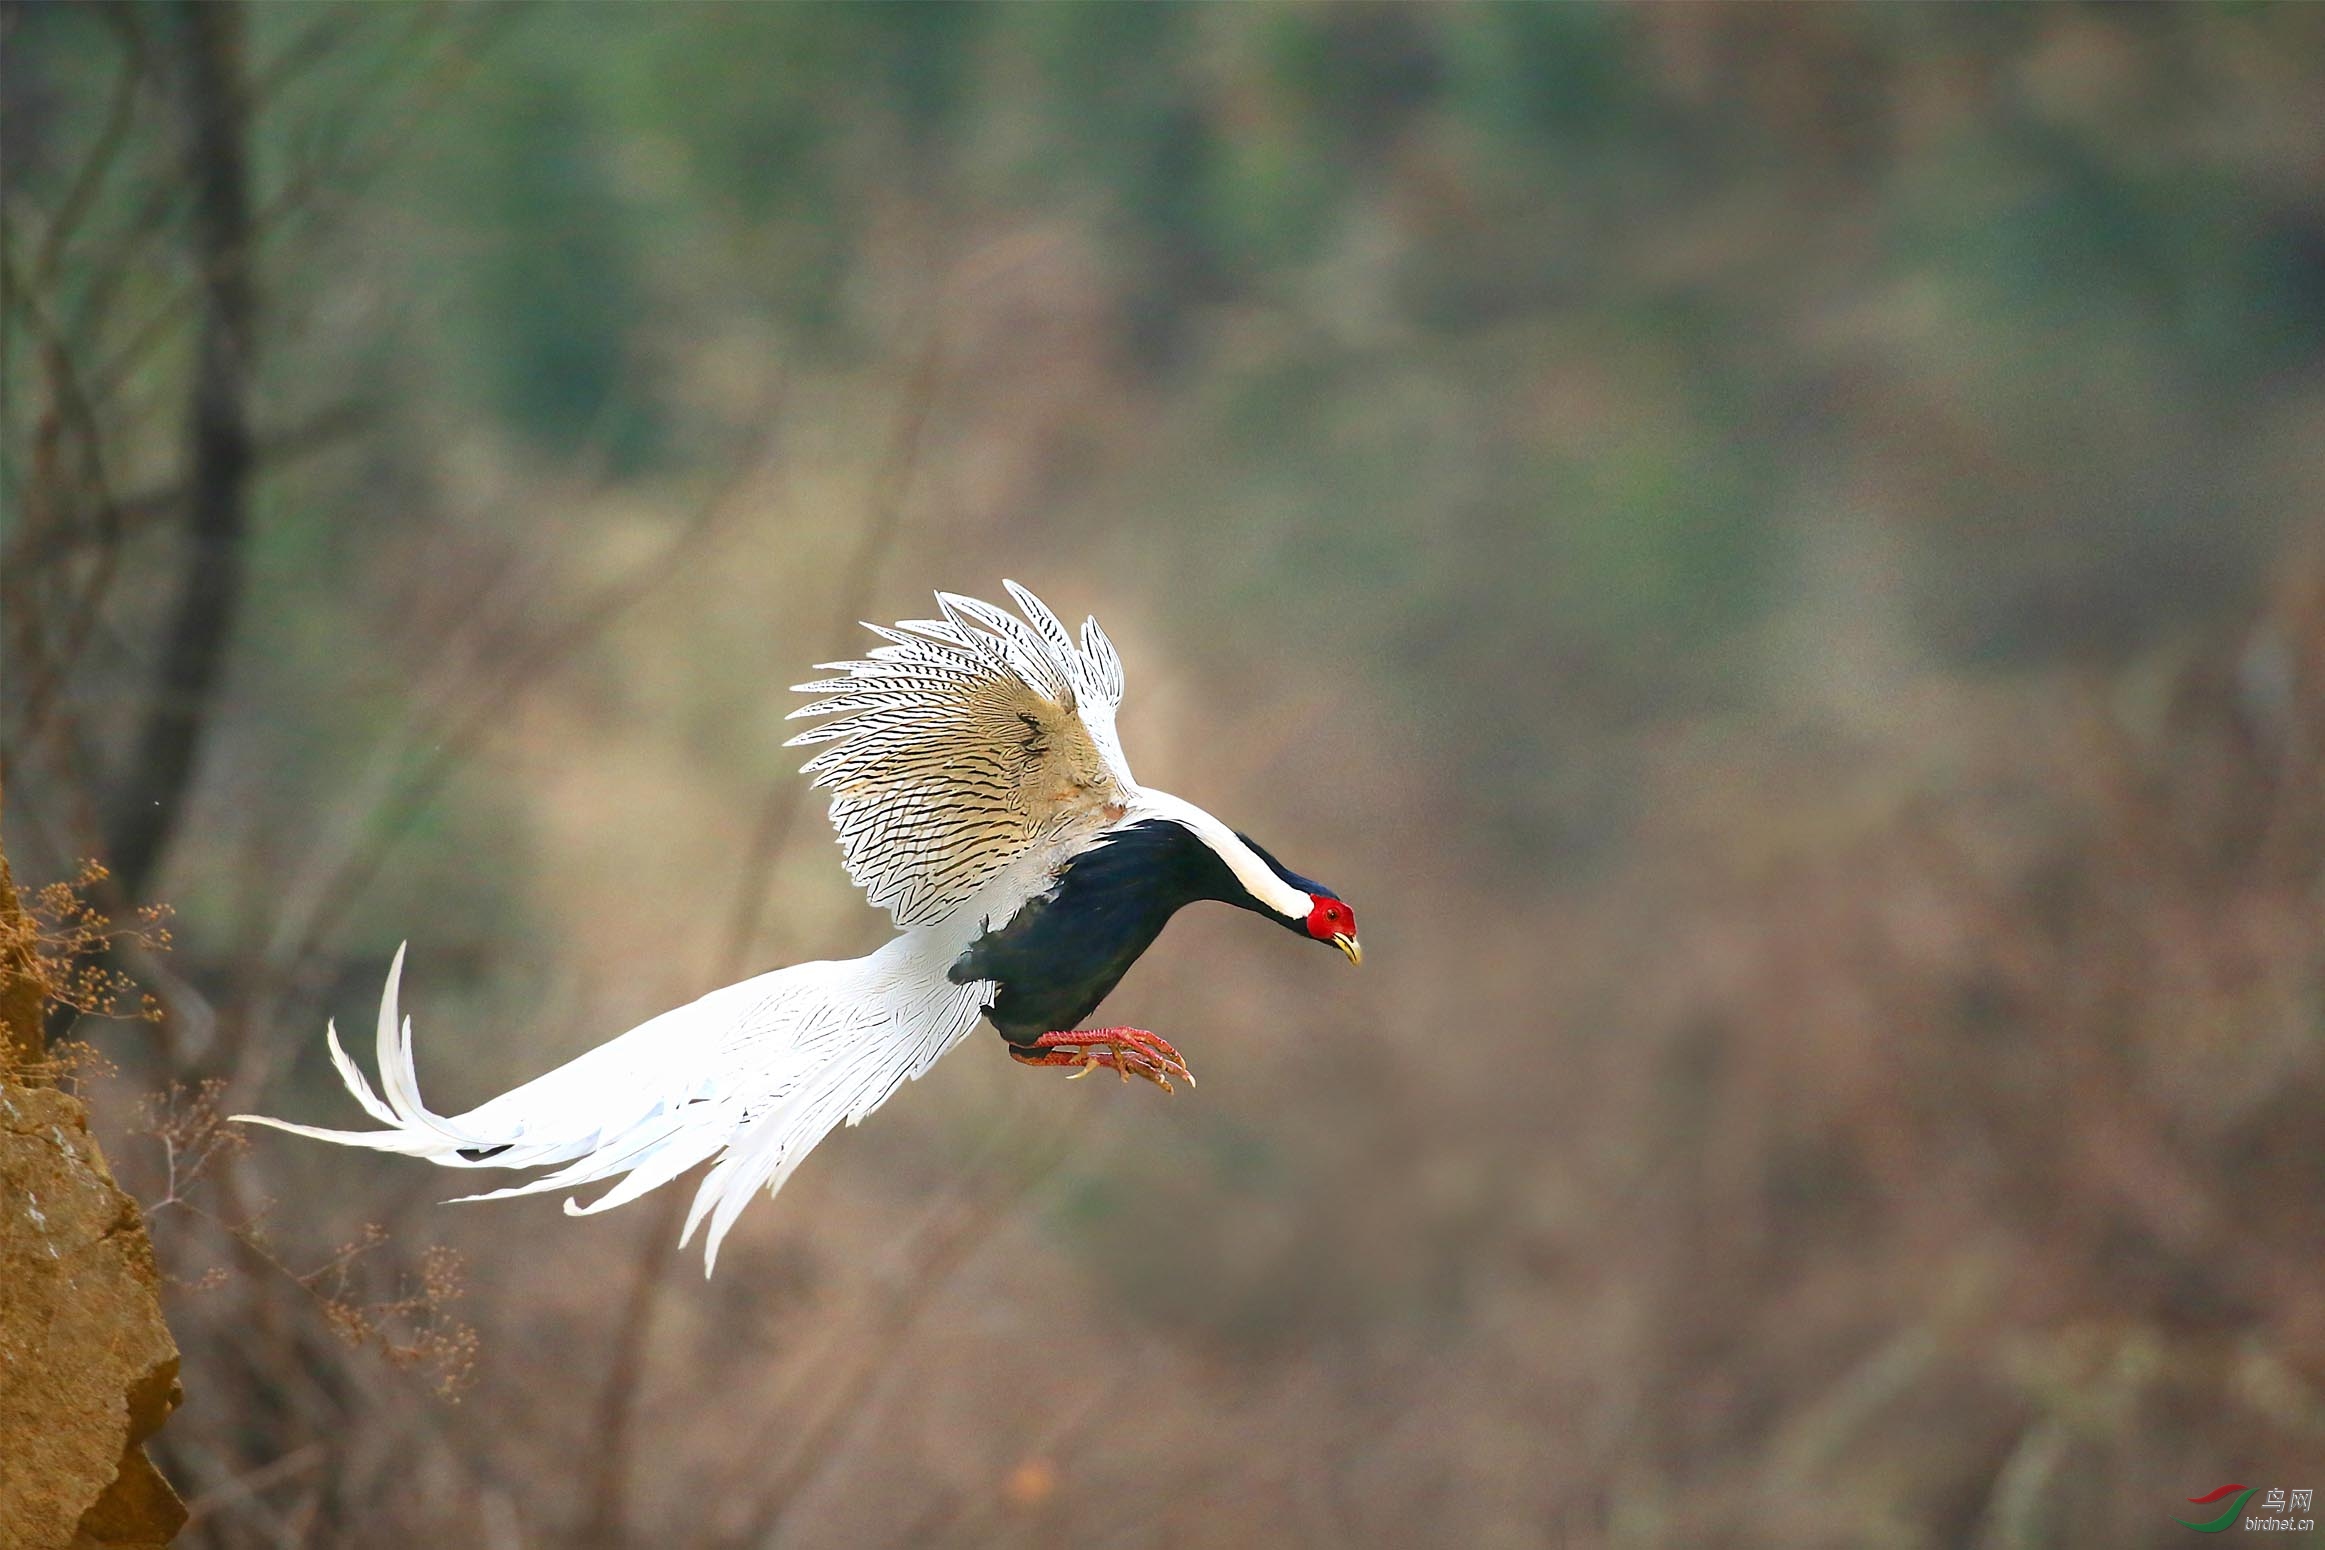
[233,581,1360,1273]
[953,819,1346,1047]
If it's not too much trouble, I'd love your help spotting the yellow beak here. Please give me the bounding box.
[1332,933,1362,967]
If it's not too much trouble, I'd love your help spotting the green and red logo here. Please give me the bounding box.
[2175,1484,2255,1533]
[2174,1483,2315,1532]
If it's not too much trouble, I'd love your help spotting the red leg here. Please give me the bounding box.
[1007,1027,1194,1092]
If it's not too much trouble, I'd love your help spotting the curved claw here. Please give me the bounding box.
[1008,1027,1193,1092]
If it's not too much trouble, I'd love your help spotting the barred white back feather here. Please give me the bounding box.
[788,580,1135,926]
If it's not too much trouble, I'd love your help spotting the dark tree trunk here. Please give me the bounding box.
[103,0,253,904]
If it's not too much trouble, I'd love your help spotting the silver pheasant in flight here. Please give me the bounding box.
[239,583,1360,1271]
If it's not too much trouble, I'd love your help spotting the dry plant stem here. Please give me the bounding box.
[177,1444,327,1534]
[578,318,946,1550]
[270,383,782,992]
[209,402,775,1119]
[726,1121,1084,1550]
[732,1212,1002,1546]
[0,825,46,1071]
[176,389,784,1526]
[719,318,1130,1546]
[4,9,689,1542]
[718,317,947,963]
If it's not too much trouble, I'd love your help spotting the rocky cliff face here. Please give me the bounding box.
[0,832,185,1548]
[0,1081,187,1549]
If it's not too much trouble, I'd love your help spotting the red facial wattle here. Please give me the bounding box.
[1306,896,1362,965]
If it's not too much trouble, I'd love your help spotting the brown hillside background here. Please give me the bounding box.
[3,5,2321,1547]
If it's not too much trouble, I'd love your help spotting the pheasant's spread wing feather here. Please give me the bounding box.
[787,581,1136,926]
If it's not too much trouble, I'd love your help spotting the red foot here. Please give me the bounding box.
[1008,1027,1194,1093]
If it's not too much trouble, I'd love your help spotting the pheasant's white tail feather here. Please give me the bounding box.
[323,1018,399,1128]
[676,973,979,1274]
[559,1125,730,1218]
[230,1112,472,1156]
[233,939,989,1271]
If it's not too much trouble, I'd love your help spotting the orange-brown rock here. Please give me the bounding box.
[0,1081,187,1550]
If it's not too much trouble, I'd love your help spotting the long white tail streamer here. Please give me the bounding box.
[234,940,987,1273]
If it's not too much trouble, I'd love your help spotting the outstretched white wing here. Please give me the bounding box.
[788,581,1136,926]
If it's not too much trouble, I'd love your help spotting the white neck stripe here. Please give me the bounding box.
[1127,789,1311,920]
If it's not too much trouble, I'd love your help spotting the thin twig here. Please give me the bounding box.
[178,1443,329,1529]
[728,1120,1086,1550]
[82,4,517,413]
[30,3,148,292]
[720,321,949,968]
[0,241,129,747]
[578,315,950,1550]
[2,399,372,576]
[270,391,784,992]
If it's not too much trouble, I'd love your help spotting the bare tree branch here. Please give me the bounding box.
[30,2,147,292]
[83,3,516,415]
[0,238,129,747]
[266,401,781,990]
[2,398,371,577]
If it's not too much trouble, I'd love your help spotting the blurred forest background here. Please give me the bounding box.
[4,3,2323,1546]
